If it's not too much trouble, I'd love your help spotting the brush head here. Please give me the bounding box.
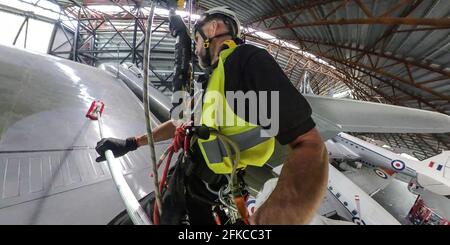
[86,100,105,120]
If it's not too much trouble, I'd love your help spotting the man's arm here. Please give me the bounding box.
[250,128,328,224]
[135,120,177,147]
[95,120,176,162]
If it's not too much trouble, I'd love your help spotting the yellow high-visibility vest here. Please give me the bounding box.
[197,41,276,174]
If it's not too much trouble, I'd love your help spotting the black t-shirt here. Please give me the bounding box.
[189,44,315,184]
[222,44,315,145]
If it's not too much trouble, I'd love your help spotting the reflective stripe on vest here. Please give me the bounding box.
[197,43,276,174]
[201,126,272,163]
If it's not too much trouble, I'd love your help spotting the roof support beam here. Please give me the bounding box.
[312,52,447,113]
[269,0,307,49]
[379,0,413,17]
[287,38,450,81]
[361,0,423,66]
[288,39,450,96]
[264,17,449,32]
[246,0,339,25]
[323,0,349,19]
[354,0,373,18]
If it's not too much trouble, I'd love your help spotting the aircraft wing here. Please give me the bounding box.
[305,95,450,140]
[0,44,167,224]
[328,164,400,224]
[325,139,360,161]
[343,166,394,196]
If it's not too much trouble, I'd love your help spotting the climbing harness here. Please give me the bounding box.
[153,122,250,225]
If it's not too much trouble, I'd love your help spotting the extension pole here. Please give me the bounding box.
[98,116,151,225]
[143,1,163,218]
[87,101,151,225]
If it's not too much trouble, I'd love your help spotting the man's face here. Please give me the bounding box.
[194,21,216,69]
[194,30,209,69]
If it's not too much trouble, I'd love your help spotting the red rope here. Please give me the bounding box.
[152,123,191,225]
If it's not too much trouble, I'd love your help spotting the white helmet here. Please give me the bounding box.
[194,6,241,38]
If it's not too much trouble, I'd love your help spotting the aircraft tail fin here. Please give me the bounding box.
[420,151,450,179]
[416,151,450,196]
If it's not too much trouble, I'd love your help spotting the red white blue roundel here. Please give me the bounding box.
[391,160,405,171]
[246,199,257,216]
[374,169,388,179]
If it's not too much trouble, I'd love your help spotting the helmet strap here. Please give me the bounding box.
[198,28,234,68]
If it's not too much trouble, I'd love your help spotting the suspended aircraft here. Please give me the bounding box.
[326,132,450,197]
[1,33,450,224]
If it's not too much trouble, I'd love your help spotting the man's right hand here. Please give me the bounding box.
[95,137,138,162]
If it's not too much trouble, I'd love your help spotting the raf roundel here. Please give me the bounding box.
[374,169,388,179]
[246,199,257,216]
[391,160,406,171]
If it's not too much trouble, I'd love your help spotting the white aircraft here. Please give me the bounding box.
[326,132,450,197]
[1,42,449,224]
[256,164,402,225]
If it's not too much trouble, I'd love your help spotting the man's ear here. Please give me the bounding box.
[206,20,218,37]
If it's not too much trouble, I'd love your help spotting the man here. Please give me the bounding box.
[96,6,328,225]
